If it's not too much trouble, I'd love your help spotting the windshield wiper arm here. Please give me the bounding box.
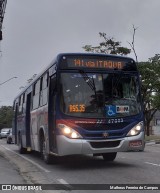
[112,72,123,97]
[78,69,96,91]
[78,69,99,111]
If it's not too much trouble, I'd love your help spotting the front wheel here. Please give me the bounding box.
[102,152,117,161]
[40,135,53,164]
[7,138,12,144]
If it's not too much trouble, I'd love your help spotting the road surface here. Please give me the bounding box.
[0,139,160,193]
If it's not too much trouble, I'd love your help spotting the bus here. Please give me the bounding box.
[12,53,145,164]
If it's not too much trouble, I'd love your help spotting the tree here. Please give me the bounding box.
[0,106,13,130]
[128,27,160,135]
[83,32,131,55]
[83,30,160,136]
[138,55,160,135]
[127,25,138,62]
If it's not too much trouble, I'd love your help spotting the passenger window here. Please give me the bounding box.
[22,93,26,113]
[18,95,23,113]
[40,73,48,106]
[32,80,40,109]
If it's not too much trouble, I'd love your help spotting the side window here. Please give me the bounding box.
[32,80,40,109]
[40,73,48,106]
[39,77,43,106]
[13,101,16,111]
[35,80,40,95]
[43,73,48,88]
[22,93,26,113]
[18,95,23,113]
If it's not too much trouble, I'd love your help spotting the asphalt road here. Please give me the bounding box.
[0,138,160,193]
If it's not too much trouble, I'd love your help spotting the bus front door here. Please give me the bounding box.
[48,75,56,153]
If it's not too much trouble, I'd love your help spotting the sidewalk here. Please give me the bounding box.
[0,141,61,193]
[0,153,35,193]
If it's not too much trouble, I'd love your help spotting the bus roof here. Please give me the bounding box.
[57,52,135,60]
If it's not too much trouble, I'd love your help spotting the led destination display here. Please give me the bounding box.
[60,55,137,71]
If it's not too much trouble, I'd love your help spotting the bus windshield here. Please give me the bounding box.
[60,72,141,118]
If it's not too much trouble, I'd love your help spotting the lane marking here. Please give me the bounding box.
[57,179,69,184]
[0,145,50,173]
[145,162,160,167]
[57,179,73,189]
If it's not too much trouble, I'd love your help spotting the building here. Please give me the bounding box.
[152,110,160,135]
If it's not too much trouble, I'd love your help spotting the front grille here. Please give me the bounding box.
[77,122,128,131]
[84,132,124,139]
[90,140,121,148]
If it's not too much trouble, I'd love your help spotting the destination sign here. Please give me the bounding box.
[60,55,137,71]
[67,58,124,69]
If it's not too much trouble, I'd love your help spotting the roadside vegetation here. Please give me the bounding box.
[0,106,13,130]
[83,26,160,136]
[145,135,160,141]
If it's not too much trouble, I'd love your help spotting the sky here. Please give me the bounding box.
[0,0,160,106]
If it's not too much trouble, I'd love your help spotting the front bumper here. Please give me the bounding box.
[56,132,145,156]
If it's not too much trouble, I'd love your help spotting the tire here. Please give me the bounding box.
[8,138,12,144]
[102,152,117,161]
[18,135,26,154]
[40,135,53,164]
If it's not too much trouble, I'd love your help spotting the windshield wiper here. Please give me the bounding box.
[78,69,99,111]
[78,70,96,91]
[112,72,123,98]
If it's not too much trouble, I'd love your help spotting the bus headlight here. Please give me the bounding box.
[58,124,83,139]
[126,122,143,137]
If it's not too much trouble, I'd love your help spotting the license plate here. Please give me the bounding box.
[129,140,142,147]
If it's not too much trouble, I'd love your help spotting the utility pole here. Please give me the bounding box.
[0,0,7,41]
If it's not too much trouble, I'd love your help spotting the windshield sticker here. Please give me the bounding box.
[105,105,116,116]
[71,74,96,79]
[116,106,129,113]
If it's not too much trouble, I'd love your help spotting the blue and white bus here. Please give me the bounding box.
[13,53,145,163]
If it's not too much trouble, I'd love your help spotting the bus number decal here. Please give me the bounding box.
[108,118,124,124]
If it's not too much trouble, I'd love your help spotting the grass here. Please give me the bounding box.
[145,135,160,141]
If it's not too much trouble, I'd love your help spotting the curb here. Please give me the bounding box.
[145,140,160,145]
